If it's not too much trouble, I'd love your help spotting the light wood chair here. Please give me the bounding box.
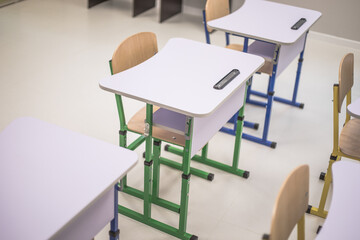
[308,53,360,219]
[263,165,309,240]
[110,32,185,147]
[203,0,243,51]
[110,32,213,173]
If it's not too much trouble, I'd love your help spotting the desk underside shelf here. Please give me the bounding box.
[153,85,250,178]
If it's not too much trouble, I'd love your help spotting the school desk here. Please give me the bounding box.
[207,0,321,148]
[100,38,264,239]
[316,160,360,239]
[0,117,137,240]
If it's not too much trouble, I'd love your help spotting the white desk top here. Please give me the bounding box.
[100,38,264,117]
[208,0,321,45]
[347,97,360,119]
[316,160,360,240]
[0,117,138,240]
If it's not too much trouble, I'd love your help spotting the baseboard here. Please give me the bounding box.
[309,31,360,50]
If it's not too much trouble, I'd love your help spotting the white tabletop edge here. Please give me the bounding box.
[210,19,321,45]
[99,58,263,118]
[99,83,206,117]
[99,38,265,118]
[49,129,138,239]
[0,117,139,240]
[50,163,136,240]
[207,0,322,45]
[346,98,360,119]
[316,160,360,239]
[347,108,360,119]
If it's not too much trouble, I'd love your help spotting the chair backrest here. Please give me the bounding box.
[111,32,158,74]
[205,0,230,32]
[267,165,309,240]
[338,53,354,112]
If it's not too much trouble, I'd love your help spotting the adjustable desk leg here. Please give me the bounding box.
[287,48,306,108]
[277,31,308,108]
[152,140,162,198]
[242,45,280,148]
[143,104,154,220]
[262,73,276,142]
[203,10,211,45]
[179,117,194,237]
[118,133,128,190]
[110,184,120,240]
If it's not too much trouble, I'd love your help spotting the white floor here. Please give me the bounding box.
[1,0,359,239]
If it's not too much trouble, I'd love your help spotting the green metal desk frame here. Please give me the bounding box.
[110,61,249,239]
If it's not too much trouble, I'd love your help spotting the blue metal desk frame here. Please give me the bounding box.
[203,10,309,148]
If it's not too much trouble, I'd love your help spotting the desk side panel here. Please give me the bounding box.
[191,84,245,157]
[277,34,306,76]
[51,187,114,240]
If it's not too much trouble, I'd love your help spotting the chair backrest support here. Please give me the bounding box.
[109,32,158,131]
[338,53,354,113]
[111,32,158,74]
[268,165,309,240]
[205,0,230,33]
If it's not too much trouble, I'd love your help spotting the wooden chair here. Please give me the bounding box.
[308,53,360,218]
[263,165,309,240]
[203,0,243,51]
[110,32,186,148]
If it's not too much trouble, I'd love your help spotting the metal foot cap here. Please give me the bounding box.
[207,173,215,181]
[306,205,312,214]
[243,171,250,179]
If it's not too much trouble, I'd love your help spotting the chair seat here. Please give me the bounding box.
[226,43,243,51]
[339,118,360,158]
[226,43,273,76]
[127,106,186,147]
[257,59,273,76]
